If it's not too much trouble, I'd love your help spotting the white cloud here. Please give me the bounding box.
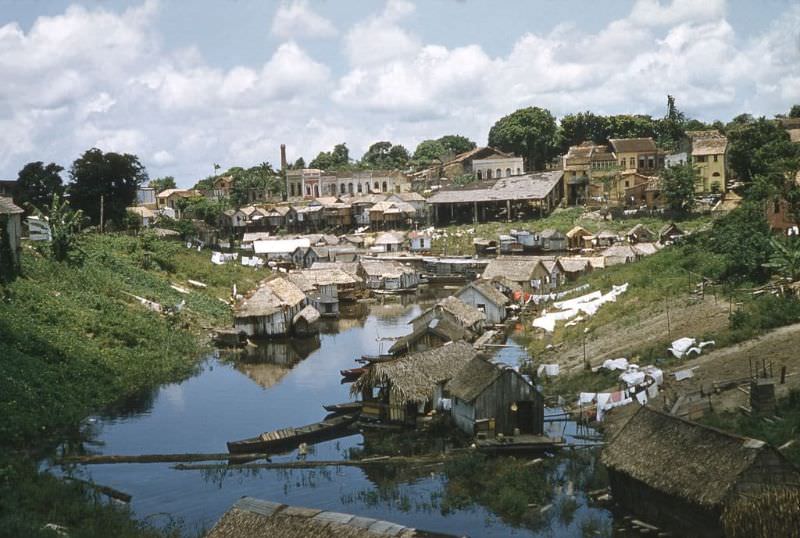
[271,0,337,40]
[1,0,799,185]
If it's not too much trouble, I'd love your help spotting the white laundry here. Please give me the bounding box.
[602,358,629,371]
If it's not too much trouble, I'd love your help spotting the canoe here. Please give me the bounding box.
[227,414,358,454]
[323,402,363,414]
[340,367,366,380]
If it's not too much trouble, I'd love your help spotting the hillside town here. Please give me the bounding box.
[3,2,800,538]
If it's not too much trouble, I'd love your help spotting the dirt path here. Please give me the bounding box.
[545,294,731,373]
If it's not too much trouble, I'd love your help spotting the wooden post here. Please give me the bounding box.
[665,296,671,336]
[99,195,104,233]
[781,365,787,384]
[473,202,478,224]
[506,200,511,222]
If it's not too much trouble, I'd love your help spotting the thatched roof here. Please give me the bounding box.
[374,231,405,245]
[351,341,477,405]
[558,257,590,274]
[433,296,486,328]
[625,223,654,240]
[206,497,432,538]
[602,406,800,508]
[458,281,509,308]
[481,257,553,283]
[293,305,320,325]
[446,357,512,403]
[234,277,306,318]
[310,261,360,278]
[388,317,471,355]
[565,225,591,239]
[0,197,23,215]
[285,272,316,293]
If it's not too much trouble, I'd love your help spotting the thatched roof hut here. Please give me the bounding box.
[206,497,450,538]
[602,406,800,535]
[387,316,471,356]
[352,341,477,406]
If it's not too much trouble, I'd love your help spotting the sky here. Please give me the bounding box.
[1,0,799,187]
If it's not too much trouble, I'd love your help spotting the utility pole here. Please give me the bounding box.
[665,296,671,336]
[100,195,104,234]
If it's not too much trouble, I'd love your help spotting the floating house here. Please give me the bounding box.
[352,341,477,425]
[446,358,544,437]
[233,276,309,337]
[359,260,419,291]
[206,497,456,538]
[421,257,489,281]
[602,406,800,538]
[407,230,432,252]
[539,229,567,251]
[411,296,486,334]
[372,231,405,253]
[387,317,471,356]
[292,305,321,336]
[455,281,510,324]
[557,257,592,281]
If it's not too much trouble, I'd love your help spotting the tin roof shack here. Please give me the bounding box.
[233,276,309,337]
[352,341,477,425]
[539,229,567,251]
[253,238,310,267]
[481,256,556,294]
[601,244,640,266]
[0,197,23,274]
[422,256,489,281]
[428,171,564,225]
[322,201,353,229]
[447,358,544,437]
[558,257,592,282]
[625,223,655,243]
[455,281,510,324]
[369,201,416,229]
[388,317,471,356]
[207,497,456,538]
[302,267,364,312]
[293,204,323,232]
[411,296,486,335]
[602,406,800,538]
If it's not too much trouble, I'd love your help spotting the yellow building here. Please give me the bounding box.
[562,143,618,204]
[686,130,727,193]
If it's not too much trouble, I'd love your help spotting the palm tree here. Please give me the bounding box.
[764,236,800,281]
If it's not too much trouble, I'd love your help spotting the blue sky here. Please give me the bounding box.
[1,0,798,186]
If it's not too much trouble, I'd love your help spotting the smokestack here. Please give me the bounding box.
[280,144,288,200]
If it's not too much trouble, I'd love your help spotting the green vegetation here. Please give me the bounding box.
[0,233,258,537]
[13,161,65,213]
[488,106,559,171]
[660,162,698,214]
[701,390,800,467]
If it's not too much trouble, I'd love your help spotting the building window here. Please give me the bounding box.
[395,185,401,193]
[340,183,346,194]
[638,157,645,169]
[696,155,707,163]
[357,183,362,193]
[477,170,482,180]
[629,157,635,167]
[648,156,654,169]
[487,169,492,179]
[516,168,521,174]
[496,168,502,178]
[382,181,388,192]
[505,168,511,177]
[620,160,625,167]
[477,303,486,313]
[374,181,380,191]
[348,183,353,194]
[713,154,718,162]
[712,172,720,177]
[314,185,319,197]
[625,181,629,188]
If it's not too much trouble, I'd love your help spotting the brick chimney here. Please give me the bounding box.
[280,144,288,200]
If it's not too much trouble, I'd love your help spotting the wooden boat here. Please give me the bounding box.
[475,435,563,455]
[340,367,366,380]
[323,401,363,414]
[227,414,358,454]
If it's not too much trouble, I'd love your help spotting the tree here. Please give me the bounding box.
[558,112,610,151]
[437,135,476,156]
[412,139,447,166]
[362,141,410,169]
[309,143,350,170]
[488,107,559,171]
[660,163,697,214]
[13,162,64,213]
[790,105,800,118]
[727,118,800,184]
[763,237,800,281]
[708,201,773,282]
[149,176,176,193]
[656,95,687,151]
[605,114,658,140]
[34,193,84,262]
[68,148,148,227]
[229,163,281,207]
[293,157,305,169]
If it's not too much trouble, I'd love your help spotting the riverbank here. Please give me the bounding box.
[0,233,259,537]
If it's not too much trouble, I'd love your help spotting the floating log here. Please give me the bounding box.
[63,477,132,502]
[172,455,450,471]
[58,452,272,465]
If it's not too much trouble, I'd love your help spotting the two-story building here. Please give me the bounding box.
[685,130,728,193]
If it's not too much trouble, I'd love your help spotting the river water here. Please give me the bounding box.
[60,290,615,537]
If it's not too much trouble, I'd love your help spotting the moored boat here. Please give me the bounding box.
[227,414,358,454]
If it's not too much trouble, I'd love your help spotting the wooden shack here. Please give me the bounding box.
[565,225,592,250]
[539,228,567,251]
[387,317,471,356]
[233,276,307,337]
[481,256,556,294]
[292,305,321,336]
[410,296,486,334]
[352,341,477,425]
[659,222,685,244]
[626,223,655,243]
[602,406,800,538]
[359,260,419,290]
[455,281,510,324]
[446,358,544,437]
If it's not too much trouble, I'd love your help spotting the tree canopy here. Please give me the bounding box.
[437,134,476,156]
[149,176,176,193]
[727,118,799,184]
[361,141,410,170]
[412,139,447,166]
[488,107,559,171]
[229,163,282,206]
[790,105,800,118]
[660,162,697,214]
[13,161,64,213]
[310,143,350,170]
[68,148,147,227]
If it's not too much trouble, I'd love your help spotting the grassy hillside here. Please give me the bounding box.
[0,233,259,537]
